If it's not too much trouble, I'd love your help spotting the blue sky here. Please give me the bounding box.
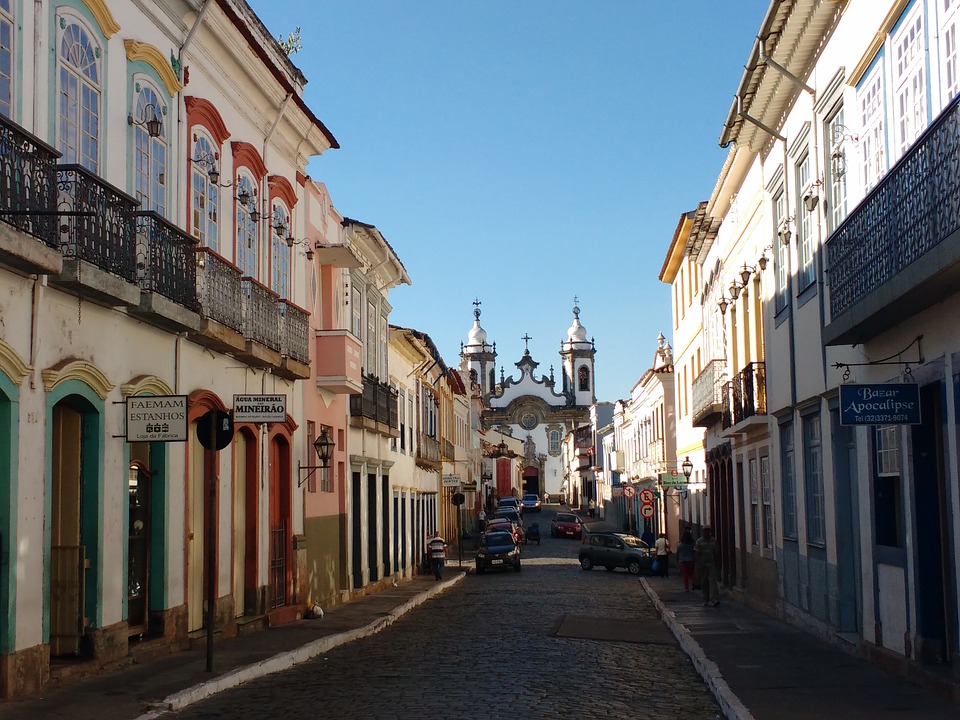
[248,0,769,402]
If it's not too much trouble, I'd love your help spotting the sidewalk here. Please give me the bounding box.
[641,571,960,719]
[0,571,466,720]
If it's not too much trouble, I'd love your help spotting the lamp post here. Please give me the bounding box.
[682,456,693,480]
[298,426,335,489]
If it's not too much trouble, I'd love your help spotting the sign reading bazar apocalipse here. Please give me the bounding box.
[839,384,921,426]
[233,394,287,423]
[126,395,189,442]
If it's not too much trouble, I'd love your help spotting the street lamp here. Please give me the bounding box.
[681,456,693,480]
[298,427,335,487]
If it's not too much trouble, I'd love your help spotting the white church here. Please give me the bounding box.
[460,301,596,501]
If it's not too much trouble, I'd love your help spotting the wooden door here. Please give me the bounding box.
[50,404,83,656]
[187,425,205,631]
[232,432,247,616]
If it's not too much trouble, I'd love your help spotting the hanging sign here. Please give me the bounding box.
[659,472,687,488]
[233,394,287,423]
[442,474,462,487]
[839,384,921,426]
[126,395,188,442]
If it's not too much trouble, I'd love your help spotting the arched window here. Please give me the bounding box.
[132,83,166,215]
[578,365,590,392]
[191,133,219,250]
[270,201,290,298]
[235,173,258,277]
[549,430,561,454]
[0,0,13,117]
[58,20,101,172]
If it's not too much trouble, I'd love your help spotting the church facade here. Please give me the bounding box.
[460,302,596,502]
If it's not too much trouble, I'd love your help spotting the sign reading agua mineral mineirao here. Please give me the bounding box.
[839,383,921,425]
[126,395,188,442]
[233,394,287,423]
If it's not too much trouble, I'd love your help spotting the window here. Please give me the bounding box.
[749,458,760,547]
[578,365,590,392]
[781,422,797,539]
[270,202,291,298]
[390,384,398,452]
[941,0,960,101]
[235,173,258,277]
[399,389,406,452]
[191,134,219,250]
[58,20,100,172]
[761,455,773,548]
[132,83,166,215]
[549,430,561,454]
[824,108,848,232]
[892,4,926,158]
[379,315,388,380]
[351,285,362,339]
[408,394,414,450]
[803,414,825,544]
[774,189,790,314]
[859,64,886,192]
[874,425,902,547]
[366,298,377,376]
[795,152,815,291]
[0,0,13,117]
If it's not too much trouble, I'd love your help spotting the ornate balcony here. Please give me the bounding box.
[0,114,62,275]
[129,212,200,332]
[238,277,281,369]
[276,300,310,380]
[731,362,766,426]
[349,373,399,436]
[314,329,362,394]
[825,94,960,345]
[442,438,455,461]
[49,165,140,307]
[691,359,727,428]
[191,248,245,355]
[417,435,442,470]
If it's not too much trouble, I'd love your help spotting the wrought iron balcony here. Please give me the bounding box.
[0,113,61,269]
[279,301,309,364]
[825,93,960,345]
[195,248,243,329]
[57,165,138,280]
[417,435,442,468]
[241,278,280,352]
[349,373,399,434]
[721,381,733,430]
[731,362,766,426]
[691,359,728,428]
[442,438,455,461]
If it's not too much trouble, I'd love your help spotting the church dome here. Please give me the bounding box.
[463,302,492,355]
[566,304,588,343]
[467,319,487,346]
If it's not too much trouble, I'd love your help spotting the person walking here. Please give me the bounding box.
[477,507,487,534]
[695,526,721,606]
[654,532,671,577]
[588,497,596,518]
[428,530,447,581]
[677,526,696,591]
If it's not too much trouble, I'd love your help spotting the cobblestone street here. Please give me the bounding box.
[162,517,720,720]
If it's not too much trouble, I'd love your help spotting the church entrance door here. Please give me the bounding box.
[522,466,539,497]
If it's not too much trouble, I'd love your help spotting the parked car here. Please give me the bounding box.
[578,532,654,575]
[521,493,542,513]
[485,517,524,544]
[498,496,522,516]
[551,512,583,539]
[494,507,523,526]
[475,530,521,573]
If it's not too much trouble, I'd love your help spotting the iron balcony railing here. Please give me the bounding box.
[57,165,138,281]
[827,93,960,319]
[691,359,728,423]
[133,212,199,310]
[721,381,733,430]
[241,277,280,351]
[442,438,455,461]
[279,300,309,364]
[196,247,243,331]
[419,435,441,464]
[349,373,399,429]
[0,113,60,243]
[732,361,766,425]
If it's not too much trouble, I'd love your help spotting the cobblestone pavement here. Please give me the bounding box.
[162,515,721,720]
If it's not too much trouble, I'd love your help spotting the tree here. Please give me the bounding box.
[277,27,302,56]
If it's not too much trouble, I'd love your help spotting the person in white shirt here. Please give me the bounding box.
[654,532,670,577]
[428,530,447,580]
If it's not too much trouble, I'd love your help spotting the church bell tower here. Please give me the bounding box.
[559,301,596,406]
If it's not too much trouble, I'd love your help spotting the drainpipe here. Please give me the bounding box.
[258,93,293,242]
[33,0,42,131]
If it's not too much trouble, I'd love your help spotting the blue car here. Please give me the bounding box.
[475,530,521,573]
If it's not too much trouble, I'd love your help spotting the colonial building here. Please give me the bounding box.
[0,0,335,697]
[669,0,960,695]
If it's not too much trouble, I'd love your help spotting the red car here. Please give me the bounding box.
[551,513,583,539]
[485,517,524,544]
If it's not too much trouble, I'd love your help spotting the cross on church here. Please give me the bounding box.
[521,333,532,352]
[472,297,482,319]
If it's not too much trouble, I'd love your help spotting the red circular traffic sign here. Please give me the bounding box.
[622,485,636,498]
[640,503,655,518]
[639,488,655,505]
